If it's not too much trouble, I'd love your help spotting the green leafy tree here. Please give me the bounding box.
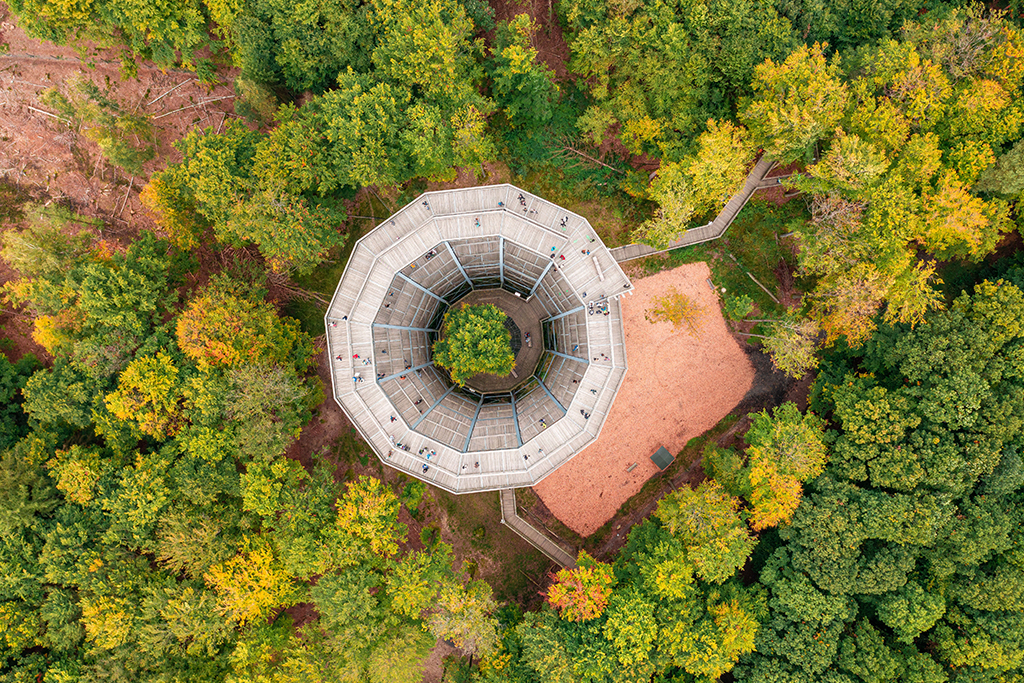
[432,304,515,386]
[743,402,828,530]
[632,163,699,248]
[976,137,1024,197]
[563,0,796,157]
[602,589,657,668]
[685,120,753,207]
[426,579,499,657]
[148,121,345,273]
[742,278,1024,681]
[634,121,752,248]
[723,294,755,321]
[655,480,755,583]
[0,445,58,536]
[490,15,559,128]
[226,0,374,93]
[756,316,820,379]
[0,353,41,450]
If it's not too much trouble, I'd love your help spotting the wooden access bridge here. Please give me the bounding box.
[610,156,781,263]
[499,488,577,568]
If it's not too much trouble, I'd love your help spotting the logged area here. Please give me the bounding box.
[0,15,236,228]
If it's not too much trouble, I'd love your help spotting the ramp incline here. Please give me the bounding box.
[610,156,777,263]
[499,489,577,568]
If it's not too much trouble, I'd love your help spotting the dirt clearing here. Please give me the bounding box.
[532,262,756,536]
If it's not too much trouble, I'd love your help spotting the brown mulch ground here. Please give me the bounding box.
[531,262,757,536]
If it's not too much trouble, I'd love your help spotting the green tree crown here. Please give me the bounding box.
[432,304,515,386]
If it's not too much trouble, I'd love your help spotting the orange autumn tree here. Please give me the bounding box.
[176,276,312,371]
[546,551,616,621]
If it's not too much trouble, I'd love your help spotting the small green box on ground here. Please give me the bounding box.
[650,446,674,471]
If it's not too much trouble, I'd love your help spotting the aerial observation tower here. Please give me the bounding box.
[325,185,632,493]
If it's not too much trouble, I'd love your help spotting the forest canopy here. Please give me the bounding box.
[1,0,1024,680]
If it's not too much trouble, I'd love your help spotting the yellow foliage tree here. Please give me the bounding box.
[644,286,705,337]
[104,352,183,438]
[334,475,405,560]
[204,535,299,626]
[81,594,135,650]
[747,459,802,531]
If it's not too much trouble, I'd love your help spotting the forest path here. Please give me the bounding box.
[610,155,778,262]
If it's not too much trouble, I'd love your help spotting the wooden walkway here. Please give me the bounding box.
[325,184,633,495]
[499,489,577,567]
[610,156,777,263]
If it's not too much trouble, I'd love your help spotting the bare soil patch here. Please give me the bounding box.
[532,262,756,536]
[0,7,238,235]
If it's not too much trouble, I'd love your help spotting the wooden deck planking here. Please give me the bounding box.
[325,185,634,495]
[499,489,576,567]
[609,156,776,263]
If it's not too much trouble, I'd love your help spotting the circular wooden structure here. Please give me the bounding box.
[325,185,632,493]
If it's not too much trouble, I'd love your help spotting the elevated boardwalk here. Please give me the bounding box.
[499,489,576,568]
[610,156,777,263]
[325,184,632,495]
